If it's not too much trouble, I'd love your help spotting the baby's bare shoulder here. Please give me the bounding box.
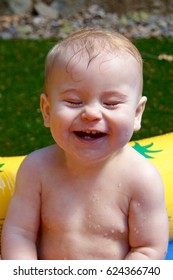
[126,144,160,172]
[16,145,60,183]
[21,145,58,167]
[125,145,164,199]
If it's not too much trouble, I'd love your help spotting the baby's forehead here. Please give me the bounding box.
[48,49,142,91]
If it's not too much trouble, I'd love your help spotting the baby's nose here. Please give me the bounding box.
[81,104,102,122]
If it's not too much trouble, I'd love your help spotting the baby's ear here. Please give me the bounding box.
[40,93,50,127]
[134,96,147,131]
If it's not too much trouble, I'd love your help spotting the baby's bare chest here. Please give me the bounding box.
[41,175,130,239]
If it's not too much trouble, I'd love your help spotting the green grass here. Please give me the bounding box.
[0,38,173,156]
[135,38,173,140]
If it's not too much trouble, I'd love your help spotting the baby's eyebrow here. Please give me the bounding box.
[102,91,128,100]
[58,88,81,97]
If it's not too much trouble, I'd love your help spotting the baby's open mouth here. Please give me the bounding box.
[74,130,107,141]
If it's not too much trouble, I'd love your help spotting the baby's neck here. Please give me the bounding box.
[66,159,105,177]
[63,149,124,178]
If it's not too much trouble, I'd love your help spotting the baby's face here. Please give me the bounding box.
[41,51,144,164]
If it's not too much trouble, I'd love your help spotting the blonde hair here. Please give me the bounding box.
[45,28,143,92]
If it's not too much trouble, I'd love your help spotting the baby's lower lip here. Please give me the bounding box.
[73,131,107,142]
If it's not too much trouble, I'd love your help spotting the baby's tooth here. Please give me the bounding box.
[83,130,98,134]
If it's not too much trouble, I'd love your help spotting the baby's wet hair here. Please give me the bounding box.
[45,28,143,92]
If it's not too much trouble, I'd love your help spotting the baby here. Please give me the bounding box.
[1,28,168,260]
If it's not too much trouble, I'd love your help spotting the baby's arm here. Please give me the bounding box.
[125,164,169,260]
[1,154,41,259]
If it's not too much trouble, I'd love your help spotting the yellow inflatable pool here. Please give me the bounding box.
[0,132,173,254]
[0,155,25,253]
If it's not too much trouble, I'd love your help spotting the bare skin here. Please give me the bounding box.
[2,144,168,259]
[1,48,168,260]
